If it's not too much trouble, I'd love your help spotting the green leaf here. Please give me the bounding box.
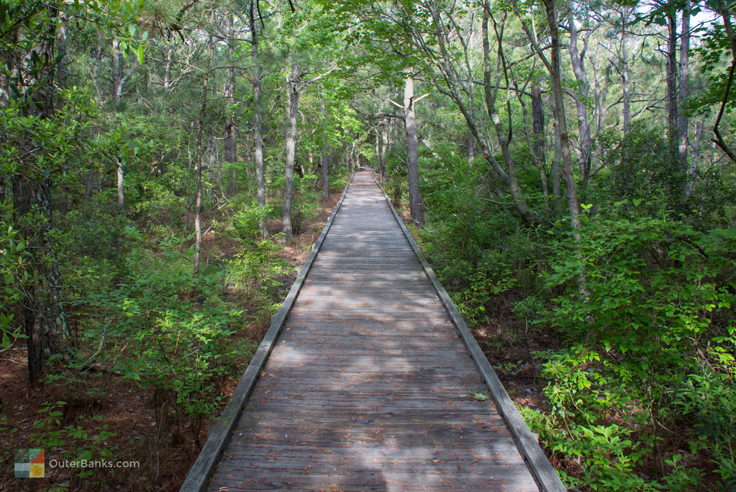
[134,45,145,65]
[468,390,489,401]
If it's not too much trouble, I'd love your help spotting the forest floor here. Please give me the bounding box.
[0,190,342,492]
[471,297,567,470]
[474,303,558,413]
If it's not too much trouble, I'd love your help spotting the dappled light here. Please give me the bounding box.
[208,172,541,491]
[2,0,734,490]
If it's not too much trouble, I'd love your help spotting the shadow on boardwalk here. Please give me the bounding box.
[198,172,546,491]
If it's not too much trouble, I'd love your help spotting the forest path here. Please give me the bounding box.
[184,171,563,491]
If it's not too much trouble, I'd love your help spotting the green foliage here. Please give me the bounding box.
[384,153,407,205]
[511,296,544,329]
[1,0,734,488]
[526,210,736,489]
[226,239,286,306]
[544,213,735,367]
[672,369,736,488]
[409,105,736,489]
[521,349,653,490]
[0,88,97,180]
[417,146,542,325]
[327,169,348,194]
[599,124,679,210]
[0,210,27,348]
[31,400,119,481]
[79,243,251,421]
[292,175,321,235]
[229,202,274,244]
[690,20,736,115]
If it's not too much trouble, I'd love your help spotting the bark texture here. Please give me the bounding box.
[282,57,299,241]
[403,75,424,224]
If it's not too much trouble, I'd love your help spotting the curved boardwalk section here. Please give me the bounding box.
[198,171,558,491]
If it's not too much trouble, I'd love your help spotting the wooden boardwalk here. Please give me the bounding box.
[182,171,564,491]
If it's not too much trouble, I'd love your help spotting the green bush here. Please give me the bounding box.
[0,208,27,348]
[544,213,735,368]
[672,369,736,488]
[230,202,273,243]
[81,243,250,429]
[530,210,736,489]
[225,238,286,304]
[522,348,658,490]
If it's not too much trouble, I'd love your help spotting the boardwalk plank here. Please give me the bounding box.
[186,171,562,492]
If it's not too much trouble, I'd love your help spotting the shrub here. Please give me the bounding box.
[544,213,734,370]
[80,242,251,443]
[533,211,736,489]
[225,238,286,303]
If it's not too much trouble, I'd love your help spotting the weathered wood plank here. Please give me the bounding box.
[178,174,355,492]
[184,170,561,492]
[374,174,566,492]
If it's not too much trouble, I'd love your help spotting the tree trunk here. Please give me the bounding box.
[282,57,300,242]
[374,128,381,176]
[56,15,70,88]
[568,21,593,186]
[480,3,532,220]
[13,176,71,382]
[620,9,632,134]
[321,99,331,202]
[193,154,203,274]
[531,85,546,168]
[112,38,123,108]
[551,100,562,197]
[379,118,388,177]
[666,11,679,163]
[528,85,548,201]
[403,74,424,224]
[539,0,589,300]
[111,33,127,213]
[544,0,581,232]
[194,50,210,275]
[320,151,330,202]
[116,158,125,213]
[685,115,705,198]
[678,3,691,181]
[224,13,237,196]
[348,142,354,172]
[591,58,609,173]
[13,6,71,382]
[250,1,266,238]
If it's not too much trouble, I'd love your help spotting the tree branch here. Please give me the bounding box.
[712,58,736,163]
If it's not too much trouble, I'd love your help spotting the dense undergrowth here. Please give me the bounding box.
[384,132,736,491]
[0,92,348,487]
